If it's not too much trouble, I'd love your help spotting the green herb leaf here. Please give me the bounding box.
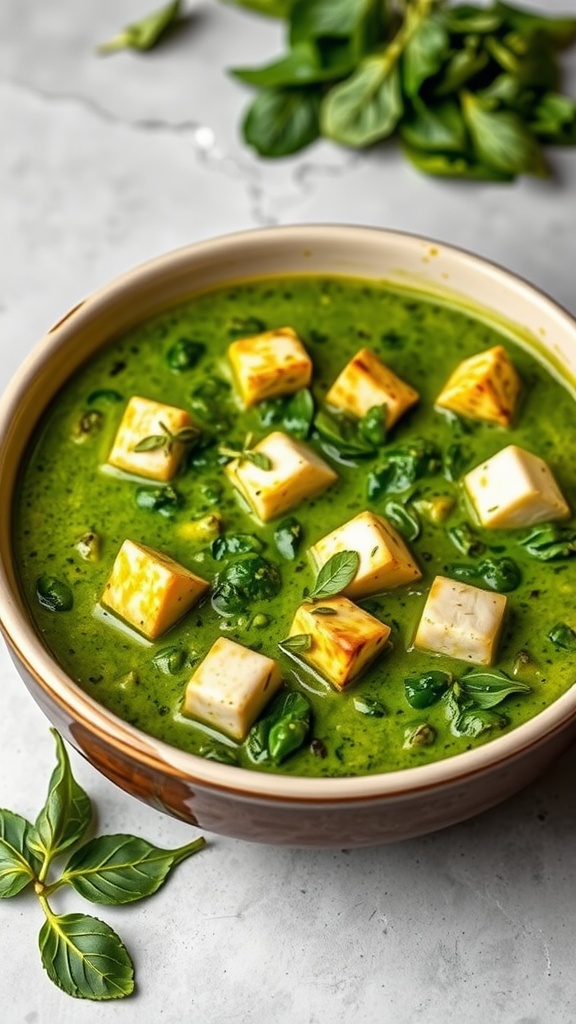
[39,911,134,1000]
[401,13,449,97]
[274,517,303,560]
[246,690,311,764]
[400,98,467,153]
[308,549,360,600]
[243,87,321,157]
[447,523,485,557]
[311,606,337,616]
[451,705,508,738]
[27,731,92,875]
[444,441,473,481]
[358,404,387,447]
[233,40,348,88]
[402,144,515,181]
[462,90,547,177]
[218,434,273,470]
[152,646,188,675]
[98,0,181,55]
[495,2,576,49]
[212,555,282,615]
[211,533,264,561]
[278,633,312,654]
[403,723,436,749]
[447,556,521,593]
[367,439,442,497]
[321,55,403,147]
[404,670,451,710]
[224,0,294,17]
[86,389,123,405]
[133,420,200,456]
[548,622,576,650]
[314,409,375,458]
[259,389,315,439]
[383,499,421,541]
[61,835,206,905]
[458,670,531,709]
[135,484,182,517]
[166,338,206,371]
[518,524,576,561]
[0,810,41,898]
[36,575,74,612]
[353,696,387,718]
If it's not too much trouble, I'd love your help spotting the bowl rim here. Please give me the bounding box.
[2,222,576,804]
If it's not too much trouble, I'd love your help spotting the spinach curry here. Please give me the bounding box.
[15,276,576,777]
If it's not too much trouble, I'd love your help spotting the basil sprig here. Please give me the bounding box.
[1,731,206,1001]
[308,549,360,601]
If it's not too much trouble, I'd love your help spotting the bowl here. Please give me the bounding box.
[2,225,576,848]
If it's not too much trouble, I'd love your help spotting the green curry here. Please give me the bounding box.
[15,275,576,776]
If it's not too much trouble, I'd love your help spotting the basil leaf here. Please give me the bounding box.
[39,912,134,1000]
[462,91,547,177]
[400,99,467,153]
[36,575,73,612]
[243,87,321,157]
[321,55,403,147]
[401,13,449,97]
[309,549,360,600]
[98,0,181,55]
[27,731,92,870]
[459,671,531,709]
[278,633,312,654]
[0,810,41,898]
[404,670,451,710]
[61,834,206,905]
[211,533,264,561]
[451,705,508,738]
[274,517,303,560]
[383,500,421,542]
[548,622,576,650]
[518,524,576,561]
[353,696,387,718]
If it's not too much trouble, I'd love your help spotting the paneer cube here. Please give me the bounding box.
[435,345,521,427]
[326,348,419,429]
[464,444,570,529]
[101,539,209,640]
[108,395,197,482]
[309,511,421,599]
[225,430,337,522]
[182,637,282,741]
[288,596,391,690]
[414,575,507,666]
[228,327,312,407]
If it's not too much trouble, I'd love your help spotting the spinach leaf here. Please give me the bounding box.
[314,409,375,458]
[447,523,485,557]
[400,99,467,153]
[98,0,181,55]
[212,555,282,615]
[518,524,576,561]
[446,556,521,593]
[402,144,515,181]
[211,533,264,561]
[166,337,205,371]
[530,92,576,144]
[450,705,508,738]
[246,690,311,764]
[243,87,321,157]
[224,0,294,17]
[495,3,576,49]
[444,441,473,481]
[358,404,387,447]
[274,517,303,560]
[383,500,421,541]
[367,439,442,497]
[548,622,576,650]
[259,388,314,438]
[135,484,182,517]
[278,634,312,654]
[403,723,436,749]
[404,670,451,709]
[462,91,547,177]
[233,40,351,87]
[27,731,92,876]
[402,13,449,97]
[39,912,134,1000]
[36,576,74,613]
[152,646,189,675]
[321,54,403,147]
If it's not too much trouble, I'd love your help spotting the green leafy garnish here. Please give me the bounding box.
[152,645,190,675]
[212,554,282,615]
[367,439,442,497]
[2,730,206,1000]
[211,533,264,561]
[259,389,315,440]
[219,0,576,179]
[404,670,451,709]
[246,690,311,764]
[274,517,303,560]
[383,499,421,541]
[518,524,576,560]
[353,696,387,718]
[314,409,376,458]
[98,0,182,55]
[135,484,182,517]
[548,622,576,650]
[218,433,272,470]
[458,670,531,709]
[36,576,74,613]
[166,337,206,371]
[278,633,313,654]
[132,420,200,456]
[308,549,360,600]
[446,556,521,593]
[447,522,485,557]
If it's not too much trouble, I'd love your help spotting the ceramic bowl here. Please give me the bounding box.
[2,225,576,848]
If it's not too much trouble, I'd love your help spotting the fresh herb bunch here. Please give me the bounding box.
[229,0,576,178]
[1,731,206,1001]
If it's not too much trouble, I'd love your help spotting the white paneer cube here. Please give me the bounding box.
[288,596,391,691]
[225,430,338,522]
[309,511,421,599]
[436,345,521,427]
[108,395,197,482]
[464,444,570,529]
[414,576,507,666]
[101,539,209,640]
[228,327,312,407]
[182,637,282,741]
[326,348,419,429]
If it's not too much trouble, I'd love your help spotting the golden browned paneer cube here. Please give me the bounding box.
[228,327,313,407]
[288,596,391,690]
[414,576,507,666]
[309,511,421,599]
[101,539,209,640]
[182,637,282,741]
[108,395,197,482]
[326,348,419,429]
[225,430,338,522]
[435,345,521,427]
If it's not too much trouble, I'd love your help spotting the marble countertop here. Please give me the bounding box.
[2,2,576,1021]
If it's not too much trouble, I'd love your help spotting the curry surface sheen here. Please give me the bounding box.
[15,276,576,776]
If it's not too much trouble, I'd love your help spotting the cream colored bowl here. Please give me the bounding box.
[1,226,576,847]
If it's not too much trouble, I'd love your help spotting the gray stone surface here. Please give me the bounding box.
[2,2,576,1021]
